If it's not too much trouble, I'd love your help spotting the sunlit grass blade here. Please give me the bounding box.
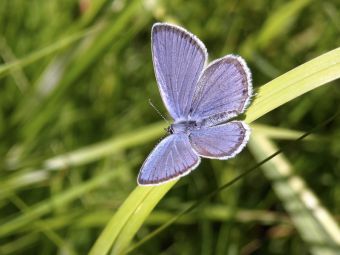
[89,47,340,254]
[244,47,340,123]
[249,133,340,255]
[88,181,175,255]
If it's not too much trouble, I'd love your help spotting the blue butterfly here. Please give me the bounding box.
[138,23,252,186]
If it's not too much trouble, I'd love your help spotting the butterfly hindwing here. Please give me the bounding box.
[189,121,250,159]
[138,134,201,185]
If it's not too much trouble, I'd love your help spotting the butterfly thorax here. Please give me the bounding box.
[168,120,200,134]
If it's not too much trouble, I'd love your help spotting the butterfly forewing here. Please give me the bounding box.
[152,23,207,120]
[138,134,200,185]
[189,121,250,159]
[189,55,252,124]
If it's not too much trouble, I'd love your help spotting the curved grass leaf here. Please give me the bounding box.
[244,47,340,123]
[89,182,175,255]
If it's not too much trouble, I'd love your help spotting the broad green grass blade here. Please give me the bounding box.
[89,47,340,255]
[89,181,175,255]
[244,47,340,123]
[249,133,340,255]
[109,181,174,255]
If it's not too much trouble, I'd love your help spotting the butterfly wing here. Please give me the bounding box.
[189,55,252,124]
[189,121,250,159]
[152,23,208,120]
[138,134,201,185]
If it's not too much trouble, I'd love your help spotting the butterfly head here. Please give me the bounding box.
[166,125,174,134]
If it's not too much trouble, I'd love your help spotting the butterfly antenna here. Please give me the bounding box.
[148,99,170,125]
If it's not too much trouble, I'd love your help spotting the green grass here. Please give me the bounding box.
[1,0,339,254]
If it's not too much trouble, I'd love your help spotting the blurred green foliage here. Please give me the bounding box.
[0,0,339,254]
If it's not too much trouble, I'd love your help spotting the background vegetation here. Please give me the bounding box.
[0,0,339,254]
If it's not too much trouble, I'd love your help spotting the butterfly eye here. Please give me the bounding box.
[166,126,174,134]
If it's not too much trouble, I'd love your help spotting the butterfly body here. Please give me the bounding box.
[137,23,252,186]
[168,120,200,134]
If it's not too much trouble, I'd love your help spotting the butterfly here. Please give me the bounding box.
[137,23,252,186]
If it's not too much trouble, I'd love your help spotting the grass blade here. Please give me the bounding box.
[89,181,175,255]
[245,47,340,123]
